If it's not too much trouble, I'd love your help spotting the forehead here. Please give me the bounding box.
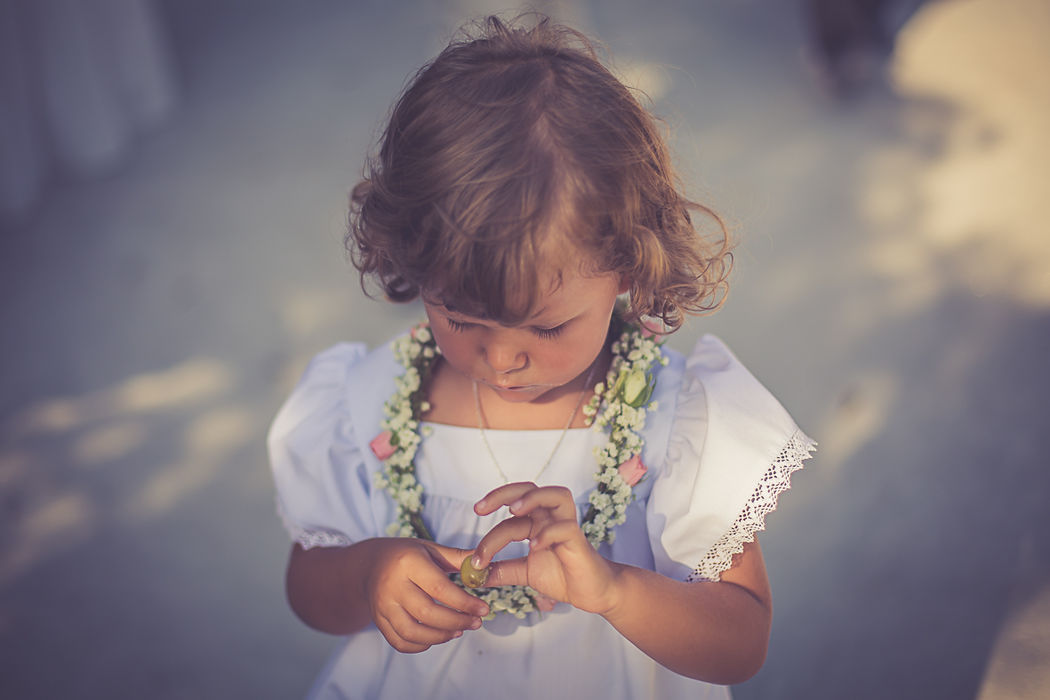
[441,263,614,321]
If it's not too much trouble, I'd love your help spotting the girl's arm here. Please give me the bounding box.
[597,541,771,684]
[473,483,772,685]
[285,538,489,652]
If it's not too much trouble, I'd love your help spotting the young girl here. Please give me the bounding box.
[269,15,814,699]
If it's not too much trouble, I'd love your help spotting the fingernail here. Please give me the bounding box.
[475,498,486,511]
[470,617,482,630]
[471,555,482,569]
[453,630,463,638]
[510,499,523,513]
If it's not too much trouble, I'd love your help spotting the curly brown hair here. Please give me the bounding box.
[347,14,731,331]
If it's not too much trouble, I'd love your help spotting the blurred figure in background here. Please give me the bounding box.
[0,0,176,221]
[806,0,927,98]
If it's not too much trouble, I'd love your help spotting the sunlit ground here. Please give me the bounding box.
[889,2,1050,697]
[879,0,1050,309]
[0,0,1047,697]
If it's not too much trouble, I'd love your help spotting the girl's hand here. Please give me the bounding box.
[471,482,620,615]
[363,538,489,653]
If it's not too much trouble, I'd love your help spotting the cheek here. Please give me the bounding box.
[560,321,611,367]
[430,328,474,368]
[546,332,599,373]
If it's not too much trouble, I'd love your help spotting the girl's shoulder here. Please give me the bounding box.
[646,334,815,582]
[643,332,810,491]
[268,340,400,457]
[658,333,803,444]
[268,341,403,548]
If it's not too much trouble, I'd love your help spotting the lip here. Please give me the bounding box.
[480,380,540,393]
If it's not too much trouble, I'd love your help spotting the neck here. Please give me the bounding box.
[424,346,610,430]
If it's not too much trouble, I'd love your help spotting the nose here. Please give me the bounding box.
[483,334,526,374]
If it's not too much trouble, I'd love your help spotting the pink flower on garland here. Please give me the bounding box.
[370,430,396,460]
[617,454,647,486]
[639,319,666,339]
[535,595,557,612]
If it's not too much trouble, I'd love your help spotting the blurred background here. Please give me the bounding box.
[1,0,1047,697]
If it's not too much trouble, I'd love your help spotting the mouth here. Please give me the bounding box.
[481,380,538,393]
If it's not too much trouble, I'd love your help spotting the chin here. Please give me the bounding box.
[486,384,551,403]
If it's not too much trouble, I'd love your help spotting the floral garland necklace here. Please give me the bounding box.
[369,314,667,619]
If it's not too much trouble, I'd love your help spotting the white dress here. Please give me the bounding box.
[268,333,815,700]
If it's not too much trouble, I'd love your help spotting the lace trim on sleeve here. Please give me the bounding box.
[686,430,816,582]
[277,497,353,550]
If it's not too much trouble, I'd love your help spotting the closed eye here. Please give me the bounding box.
[533,324,566,340]
[446,315,564,338]
[446,318,473,333]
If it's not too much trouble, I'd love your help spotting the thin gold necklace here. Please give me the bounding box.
[472,365,597,484]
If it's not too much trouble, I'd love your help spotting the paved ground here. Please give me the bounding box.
[1,0,1048,697]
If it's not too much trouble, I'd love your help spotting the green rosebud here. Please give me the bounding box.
[621,369,649,405]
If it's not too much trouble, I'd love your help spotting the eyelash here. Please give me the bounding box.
[445,318,471,333]
[534,325,564,339]
[445,317,565,339]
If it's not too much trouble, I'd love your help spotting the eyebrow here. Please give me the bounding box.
[441,302,491,320]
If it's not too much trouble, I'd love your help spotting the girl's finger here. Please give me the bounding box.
[419,542,491,617]
[503,485,577,522]
[474,481,539,515]
[415,563,490,619]
[384,604,465,649]
[484,555,529,588]
[529,518,592,554]
[400,582,483,633]
[374,606,449,654]
[472,516,534,569]
[425,543,476,574]
[374,618,428,654]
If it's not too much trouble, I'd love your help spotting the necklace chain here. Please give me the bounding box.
[472,365,597,484]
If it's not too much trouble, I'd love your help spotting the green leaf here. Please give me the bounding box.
[610,367,627,398]
[410,512,432,540]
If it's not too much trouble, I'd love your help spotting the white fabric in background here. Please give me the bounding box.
[0,0,175,218]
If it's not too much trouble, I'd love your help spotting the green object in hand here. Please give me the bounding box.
[460,556,489,588]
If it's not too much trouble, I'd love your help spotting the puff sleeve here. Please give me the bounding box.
[646,335,816,582]
[267,343,391,549]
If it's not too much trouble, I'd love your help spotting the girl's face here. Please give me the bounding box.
[424,267,624,405]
